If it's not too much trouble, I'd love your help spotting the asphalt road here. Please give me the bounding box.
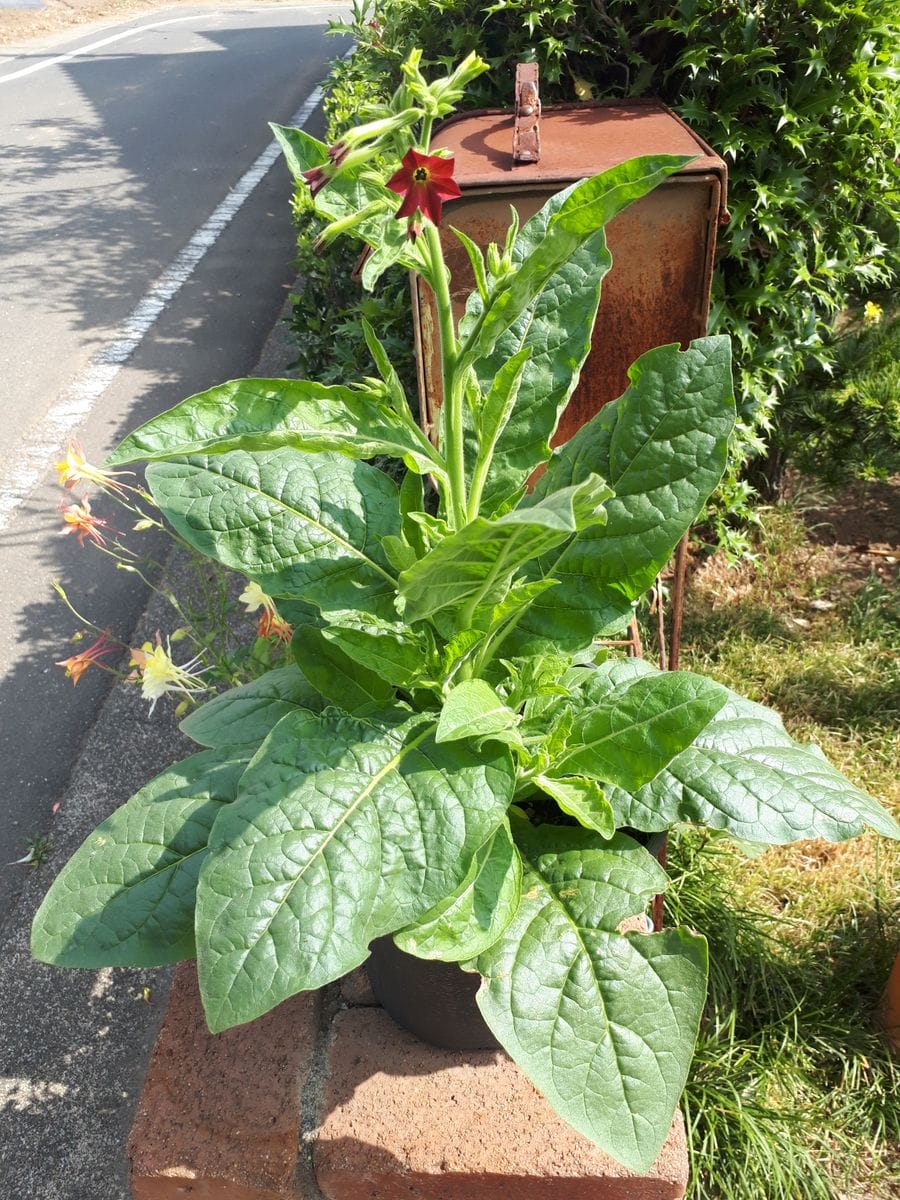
[0,4,349,925]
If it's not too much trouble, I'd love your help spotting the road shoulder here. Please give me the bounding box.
[0,294,300,1200]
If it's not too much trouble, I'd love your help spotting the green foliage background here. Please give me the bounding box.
[289,0,899,547]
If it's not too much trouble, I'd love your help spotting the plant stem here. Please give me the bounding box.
[425,222,467,528]
[467,445,492,522]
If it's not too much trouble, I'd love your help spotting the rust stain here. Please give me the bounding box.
[415,102,726,446]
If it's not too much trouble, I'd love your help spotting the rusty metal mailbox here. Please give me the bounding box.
[413,98,728,448]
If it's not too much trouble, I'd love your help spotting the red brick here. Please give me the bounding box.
[314,1007,688,1200]
[128,962,320,1200]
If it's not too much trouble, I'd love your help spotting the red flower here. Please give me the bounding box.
[301,165,330,197]
[386,149,461,231]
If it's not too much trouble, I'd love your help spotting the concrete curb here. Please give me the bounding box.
[0,295,300,1200]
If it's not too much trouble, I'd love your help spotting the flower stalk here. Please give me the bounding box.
[424,223,467,528]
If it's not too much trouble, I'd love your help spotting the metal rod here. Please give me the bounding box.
[669,533,689,671]
[654,579,668,672]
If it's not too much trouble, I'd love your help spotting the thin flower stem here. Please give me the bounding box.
[424,223,467,528]
[51,584,121,641]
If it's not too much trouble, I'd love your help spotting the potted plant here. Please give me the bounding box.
[32,52,900,1175]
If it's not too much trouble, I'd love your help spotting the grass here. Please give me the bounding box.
[664,499,900,1199]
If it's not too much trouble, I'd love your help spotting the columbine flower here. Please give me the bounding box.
[386,148,461,237]
[56,631,117,685]
[239,580,277,618]
[60,496,109,547]
[55,439,131,496]
[129,636,207,713]
[240,582,292,642]
[863,300,883,326]
[257,609,293,644]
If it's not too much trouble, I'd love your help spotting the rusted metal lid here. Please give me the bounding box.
[434,98,726,211]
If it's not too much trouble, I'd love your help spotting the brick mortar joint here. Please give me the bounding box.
[297,981,349,1199]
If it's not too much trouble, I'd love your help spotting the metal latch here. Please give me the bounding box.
[513,62,540,164]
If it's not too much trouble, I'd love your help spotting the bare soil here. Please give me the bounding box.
[690,475,900,613]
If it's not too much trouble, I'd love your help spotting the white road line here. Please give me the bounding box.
[0,14,199,83]
[0,81,324,528]
[0,5,346,83]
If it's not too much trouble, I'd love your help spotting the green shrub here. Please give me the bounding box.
[776,305,900,486]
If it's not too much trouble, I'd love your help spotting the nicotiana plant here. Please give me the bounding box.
[32,52,900,1174]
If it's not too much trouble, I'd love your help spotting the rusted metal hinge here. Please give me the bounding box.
[513,62,541,164]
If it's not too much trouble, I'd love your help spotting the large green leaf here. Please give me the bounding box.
[474,816,708,1173]
[459,156,692,370]
[394,820,521,961]
[320,620,433,690]
[605,686,900,842]
[560,665,730,790]
[398,474,611,625]
[534,774,614,837]
[146,449,401,620]
[31,752,246,968]
[107,377,444,481]
[180,665,324,750]
[435,680,518,744]
[462,188,611,514]
[291,624,393,711]
[270,123,326,183]
[195,709,515,1031]
[510,337,735,652]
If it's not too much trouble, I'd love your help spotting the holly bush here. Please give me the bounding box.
[777,304,900,486]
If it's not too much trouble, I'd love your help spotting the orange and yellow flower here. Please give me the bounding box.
[56,631,118,685]
[239,581,292,643]
[257,609,293,644]
[60,497,109,547]
[238,580,277,618]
